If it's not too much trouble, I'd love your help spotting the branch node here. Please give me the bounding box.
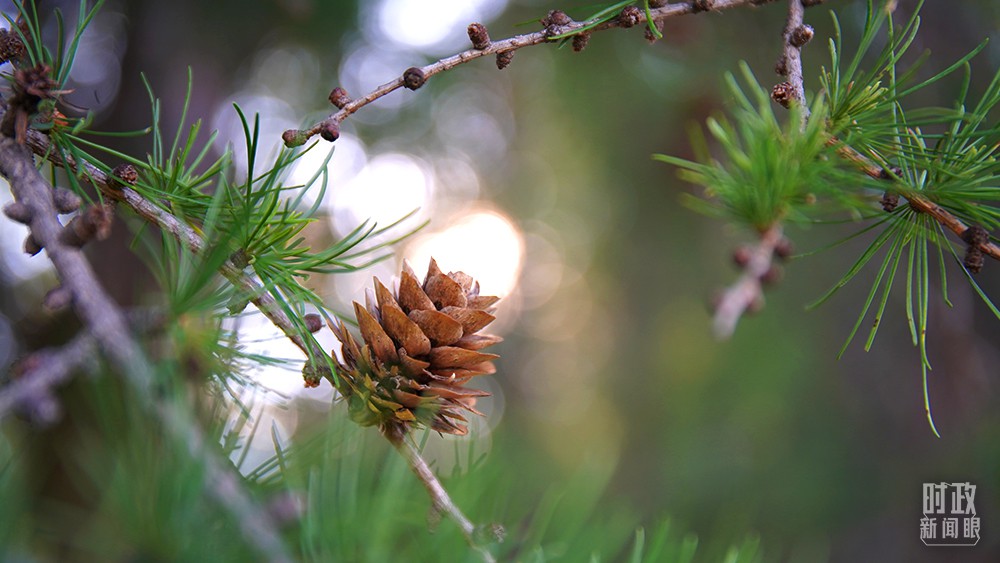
[24,233,42,255]
[880,191,900,212]
[3,201,32,223]
[328,86,351,109]
[789,24,814,47]
[319,120,340,142]
[304,313,323,334]
[59,204,113,248]
[541,10,572,27]
[733,246,752,268]
[964,246,985,273]
[301,360,331,389]
[43,285,73,312]
[774,237,794,260]
[692,0,716,13]
[618,6,642,28]
[645,20,666,44]
[771,81,793,107]
[403,67,427,90]
[52,187,82,214]
[495,50,514,70]
[760,264,784,285]
[281,128,309,148]
[111,163,139,187]
[467,23,491,50]
[572,32,591,52]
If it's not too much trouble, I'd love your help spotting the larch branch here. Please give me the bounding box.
[295,0,781,144]
[0,134,294,563]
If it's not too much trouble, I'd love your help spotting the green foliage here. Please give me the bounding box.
[654,63,854,231]
[657,0,1000,435]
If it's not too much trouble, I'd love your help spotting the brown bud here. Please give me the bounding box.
[774,238,794,260]
[802,0,825,6]
[301,360,330,389]
[878,166,903,180]
[496,50,514,70]
[329,87,351,109]
[619,6,642,28]
[964,247,985,274]
[790,25,814,48]
[3,201,32,224]
[880,192,899,212]
[112,163,139,187]
[304,313,324,334]
[467,22,490,50]
[542,10,572,27]
[692,0,714,12]
[282,129,308,148]
[0,28,26,64]
[771,82,793,108]
[572,32,591,52]
[961,225,989,246]
[732,246,752,268]
[644,20,665,44]
[650,0,669,6]
[760,264,784,286]
[403,67,426,90]
[320,120,340,142]
[52,188,81,214]
[24,234,42,256]
[60,204,113,247]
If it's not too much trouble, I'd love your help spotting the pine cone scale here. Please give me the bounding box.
[408,309,464,345]
[354,302,398,364]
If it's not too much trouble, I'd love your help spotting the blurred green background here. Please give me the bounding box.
[1,0,999,561]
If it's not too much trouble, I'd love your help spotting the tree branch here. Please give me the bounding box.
[384,425,498,563]
[830,139,1000,261]
[0,331,95,423]
[292,0,780,145]
[0,135,294,563]
[21,127,325,363]
[713,0,812,337]
[713,225,784,338]
[773,0,812,124]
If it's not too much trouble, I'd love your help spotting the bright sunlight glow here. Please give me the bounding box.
[373,0,509,51]
[405,209,524,297]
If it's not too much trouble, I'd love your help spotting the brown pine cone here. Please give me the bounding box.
[329,259,502,435]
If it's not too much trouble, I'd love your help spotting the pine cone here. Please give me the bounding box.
[330,259,502,435]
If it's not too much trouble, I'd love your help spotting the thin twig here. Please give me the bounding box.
[713,224,784,338]
[0,135,294,563]
[297,0,777,143]
[777,0,811,124]
[0,332,95,422]
[714,0,811,337]
[830,139,1000,261]
[384,426,497,563]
